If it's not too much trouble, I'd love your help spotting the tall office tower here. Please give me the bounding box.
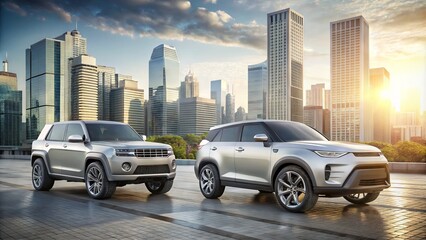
[71,55,98,120]
[248,60,268,120]
[267,8,304,122]
[306,83,326,107]
[324,89,331,110]
[303,106,330,139]
[0,60,22,146]
[235,106,247,122]
[26,38,65,139]
[370,68,391,143]
[210,79,228,124]
[149,44,180,135]
[225,93,235,123]
[115,73,132,89]
[179,97,216,135]
[180,70,199,99]
[97,65,116,120]
[330,16,372,142]
[55,29,87,120]
[111,80,145,134]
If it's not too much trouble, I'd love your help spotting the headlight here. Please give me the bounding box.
[116,149,135,157]
[314,151,347,158]
[167,148,174,156]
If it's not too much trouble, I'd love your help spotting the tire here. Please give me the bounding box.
[274,166,318,213]
[85,162,116,199]
[145,179,173,194]
[32,158,55,191]
[199,164,225,199]
[343,192,380,204]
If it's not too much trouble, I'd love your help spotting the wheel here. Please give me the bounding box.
[145,179,173,194]
[32,158,54,191]
[85,162,116,199]
[199,164,225,199]
[274,166,318,213]
[343,192,380,204]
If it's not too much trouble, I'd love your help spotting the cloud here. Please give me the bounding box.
[5,0,265,49]
[2,1,27,16]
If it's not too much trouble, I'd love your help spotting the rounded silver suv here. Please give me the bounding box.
[31,121,177,199]
[195,120,390,213]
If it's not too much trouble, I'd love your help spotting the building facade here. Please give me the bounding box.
[180,70,199,99]
[179,97,216,135]
[148,44,180,135]
[210,79,228,124]
[235,106,247,122]
[71,55,98,120]
[97,65,116,120]
[306,83,326,108]
[303,106,330,139]
[267,8,304,122]
[330,16,372,142]
[225,93,235,123]
[110,80,145,134]
[248,60,268,120]
[370,68,391,143]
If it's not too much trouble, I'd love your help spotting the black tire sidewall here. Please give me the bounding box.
[199,164,223,199]
[32,159,46,190]
[85,162,109,199]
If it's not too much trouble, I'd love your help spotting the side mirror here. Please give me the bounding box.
[68,134,84,143]
[141,135,147,141]
[254,134,268,142]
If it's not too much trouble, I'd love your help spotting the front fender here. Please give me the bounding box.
[271,156,317,187]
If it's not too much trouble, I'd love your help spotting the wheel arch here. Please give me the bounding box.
[271,157,317,188]
[196,158,220,179]
[84,152,113,181]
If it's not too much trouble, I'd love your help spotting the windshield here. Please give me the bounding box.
[266,122,327,142]
[86,123,142,141]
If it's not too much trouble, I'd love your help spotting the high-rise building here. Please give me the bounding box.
[235,106,247,122]
[115,73,132,89]
[111,80,145,134]
[0,60,22,146]
[210,79,228,124]
[330,16,372,142]
[248,60,268,120]
[303,106,330,139]
[324,89,331,110]
[180,70,199,99]
[148,44,180,135]
[370,68,391,143]
[400,89,421,125]
[267,8,304,122]
[179,97,216,135]
[306,83,326,107]
[225,93,235,123]
[71,55,98,120]
[97,65,115,120]
[26,38,65,139]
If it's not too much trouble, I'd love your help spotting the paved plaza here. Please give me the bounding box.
[0,159,425,239]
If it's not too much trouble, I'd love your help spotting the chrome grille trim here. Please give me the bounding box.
[135,149,168,158]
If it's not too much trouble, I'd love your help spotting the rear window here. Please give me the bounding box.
[46,124,67,141]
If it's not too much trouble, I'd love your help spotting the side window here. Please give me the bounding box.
[206,129,219,141]
[241,124,268,142]
[46,124,67,141]
[212,130,222,142]
[220,126,240,142]
[65,124,84,140]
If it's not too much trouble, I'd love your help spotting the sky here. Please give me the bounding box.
[1,0,425,114]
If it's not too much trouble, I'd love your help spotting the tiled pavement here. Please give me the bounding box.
[0,159,425,239]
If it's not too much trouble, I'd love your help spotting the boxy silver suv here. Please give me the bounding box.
[195,120,390,212]
[31,121,176,199]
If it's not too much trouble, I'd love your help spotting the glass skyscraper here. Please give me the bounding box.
[267,8,304,122]
[98,65,116,120]
[148,44,180,135]
[248,60,267,120]
[210,79,228,124]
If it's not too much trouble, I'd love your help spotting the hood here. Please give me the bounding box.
[91,141,171,149]
[275,141,380,153]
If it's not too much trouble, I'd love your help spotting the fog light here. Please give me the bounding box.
[122,162,132,172]
[325,165,331,181]
[171,159,177,170]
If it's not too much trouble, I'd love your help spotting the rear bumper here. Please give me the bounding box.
[314,164,391,196]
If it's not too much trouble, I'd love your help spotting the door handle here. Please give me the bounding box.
[235,147,244,152]
[211,147,217,151]
[63,144,67,148]
[45,143,49,147]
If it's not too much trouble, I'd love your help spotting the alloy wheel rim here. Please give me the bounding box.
[347,193,366,200]
[87,167,103,196]
[277,171,306,208]
[33,165,42,188]
[200,168,214,194]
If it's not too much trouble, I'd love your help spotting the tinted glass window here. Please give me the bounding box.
[206,129,219,141]
[241,124,268,142]
[47,124,67,141]
[267,122,327,142]
[65,124,84,140]
[212,130,222,142]
[220,126,240,142]
[86,123,142,141]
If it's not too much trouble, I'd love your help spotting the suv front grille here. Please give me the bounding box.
[359,179,387,186]
[133,165,170,174]
[135,149,168,158]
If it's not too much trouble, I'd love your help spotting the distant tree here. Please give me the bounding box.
[183,134,202,159]
[381,145,398,162]
[395,141,426,162]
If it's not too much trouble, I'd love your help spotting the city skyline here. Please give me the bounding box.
[1,0,425,113]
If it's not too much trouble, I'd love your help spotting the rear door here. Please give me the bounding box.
[45,124,67,174]
[234,123,272,184]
